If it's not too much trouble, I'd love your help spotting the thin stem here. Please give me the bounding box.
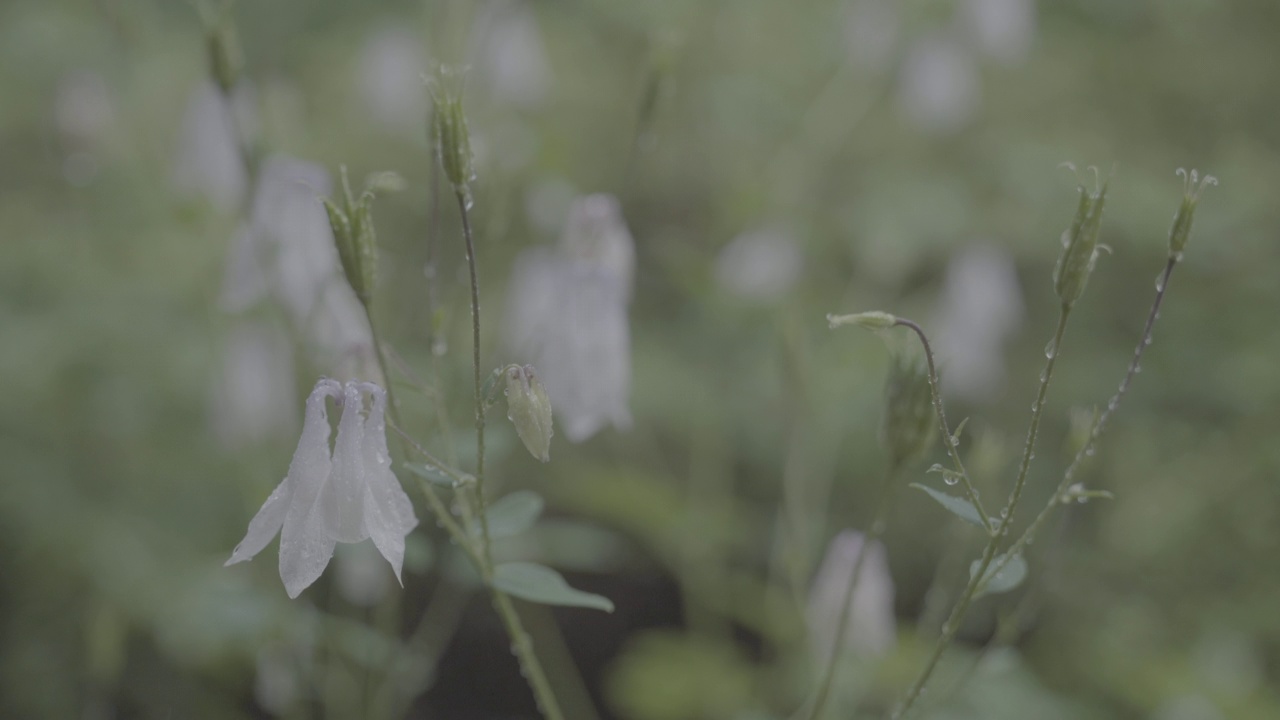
[455,189,492,562]
[801,463,902,720]
[891,319,995,535]
[492,592,567,720]
[889,308,1071,720]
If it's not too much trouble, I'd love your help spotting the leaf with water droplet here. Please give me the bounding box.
[951,417,970,447]
[969,552,1028,599]
[911,483,987,528]
[404,462,461,488]
[478,491,545,539]
[492,562,614,612]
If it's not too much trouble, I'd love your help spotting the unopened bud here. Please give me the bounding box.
[505,365,554,463]
[882,348,935,468]
[427,67,475,192]
[205,15,243,94]
[1053,169,1109,308]
[326,165,385,307]
[1168,168,1216,260]
[827,311,898,331]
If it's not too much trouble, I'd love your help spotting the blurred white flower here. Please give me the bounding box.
[218,154,376,381]
[504,194,634,442]
[932,244,1024,403]
[807,530,896,661]
[358,26,428,134]
[253,645,299,715]
[474,0,552,108]
[210,320,297,449]
[898,34,981,135]
[172,81,249,212]
[226,380,418,599]
[334,540,392,608]
[54,69,113,146]
[713,225,803,302]
[962,0,1036,64]
[843,0,900,74]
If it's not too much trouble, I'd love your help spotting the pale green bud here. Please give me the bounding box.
[1053,171,1109,308]
[1167,168,1216,260]
[826,311,898,331]
[882,348,935,468]
[505,365,554,463]
[427,68,475,192]
[325,165,392,307]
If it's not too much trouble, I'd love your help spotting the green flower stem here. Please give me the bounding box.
[890,308,1071,720]
[492,591,567,720]
[801,463,902,720]
[891,319,995,535]
[454,189,493,564]
[995,257,1178,580]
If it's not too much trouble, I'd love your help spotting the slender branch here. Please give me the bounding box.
[492,592,567,720]
[891,319,995,535]
[455,189,493,562]
[800,463,902,720]
[889,308,1072,720]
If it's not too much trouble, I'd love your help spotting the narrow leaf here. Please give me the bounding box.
[492,562,614,612]
[910,483,987,528]
[481,491,545,539]
[969,552,1028,599]
[404,462,459,488]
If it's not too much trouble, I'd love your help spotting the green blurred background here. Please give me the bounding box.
[2,0,1278,718]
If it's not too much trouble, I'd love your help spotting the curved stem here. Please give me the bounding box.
[891,320,994,535]
[890,308,1071,720]
[801,463,901,720]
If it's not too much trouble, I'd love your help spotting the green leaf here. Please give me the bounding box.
[404,462,462,488]
[492,562,614,612]
[969,552,1028,599]
[481,491,545,539]
[911,483,987,528]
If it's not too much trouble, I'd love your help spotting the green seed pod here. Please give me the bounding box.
[882,348,935,468]
[1168,168,1216,260]
[827,311,897,331]
[427,68,475,192]
[348,196,379,305]
[1053,177,1109,308]
[505,365,554,463]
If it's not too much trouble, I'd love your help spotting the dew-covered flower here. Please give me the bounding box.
[225,379,417,598]
[503,194,634,442]
[807,530,897,661]
[932,244,1024,403]
[713,225,803,302]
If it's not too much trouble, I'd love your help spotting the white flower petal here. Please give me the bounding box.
[277,380,341,597]
[320,383,370,543]
[807,530,897,661]
[225,475,292,566]
[358,384,418,583]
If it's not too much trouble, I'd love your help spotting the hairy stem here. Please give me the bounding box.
[890,308,1071,720]
[892,319,995,535]
[802,463,901,720]
[455,190,493,562]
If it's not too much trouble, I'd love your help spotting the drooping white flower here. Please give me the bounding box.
[226,379,417,598]
[503,195,634,442]
[713,225,803,302]
[807,530,897,662]
[172,81,250,212]
[932,244,1024,403]
[897,34,981,135]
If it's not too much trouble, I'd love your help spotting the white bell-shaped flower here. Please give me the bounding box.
[226,379,418,598]
[806,530,897,662]
[503,194,634,442]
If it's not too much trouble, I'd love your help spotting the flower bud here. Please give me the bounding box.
[427,67,475,193]
[1167,168,1216,260]
[505,365,554,462]
[325,166,384,307]
[827,311,898,331]
[1053,173,1109,308]
[882,347,935,468]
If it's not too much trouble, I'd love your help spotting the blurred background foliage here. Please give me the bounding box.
[2,0,1279,718]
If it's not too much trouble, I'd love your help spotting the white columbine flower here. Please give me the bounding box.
[503,194,634,442]
[807,530,897,662]
[226,379,418,598]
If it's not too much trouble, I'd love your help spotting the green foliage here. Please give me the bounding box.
[491,562,614,613]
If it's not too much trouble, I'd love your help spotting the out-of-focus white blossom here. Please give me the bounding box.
[932,244,1024,403]
[218,154,376,381]
[962,0,1036,64]
[358,26,428,134]
[172,81,249,212]
[897,34,981,135]
[210,320,297,449]
[474,1,552,108]
[226,380,417,598]
[807,530,897,662]
[713,225,803,302]
[844,0,900,74]
[334,541,392,607]
[253,644,299,715]
[503,194,634,442]
[55,69,113,146]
